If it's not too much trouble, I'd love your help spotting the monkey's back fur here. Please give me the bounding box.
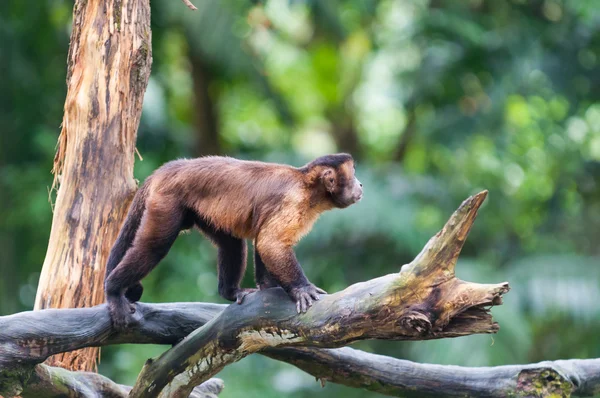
[144,156,328,242]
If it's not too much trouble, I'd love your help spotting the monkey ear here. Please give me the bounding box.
[321,169,336,192]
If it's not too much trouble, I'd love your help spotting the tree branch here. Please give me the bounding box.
[128,191,510,397]
[0,302,224,397]
[265,347,600,397]
[5,192,595,397]
[17,363,223,398]
[2,298,598,397]
[0,302,225,367]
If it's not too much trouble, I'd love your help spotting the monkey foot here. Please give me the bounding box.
[234,288,259,304]
[108,296,139,330]
[289,284,327,313]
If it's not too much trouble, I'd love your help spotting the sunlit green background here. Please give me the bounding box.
[1,0,599,397]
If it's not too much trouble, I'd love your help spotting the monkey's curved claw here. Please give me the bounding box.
[315,286,327,295]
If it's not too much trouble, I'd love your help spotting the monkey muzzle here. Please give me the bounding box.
[352,178,363,202]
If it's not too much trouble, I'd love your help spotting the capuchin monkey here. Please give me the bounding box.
[104,153,363,329]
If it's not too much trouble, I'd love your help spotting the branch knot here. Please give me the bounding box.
[398,311,432,336]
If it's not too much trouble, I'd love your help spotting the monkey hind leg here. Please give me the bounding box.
[105,202,184,329]
[124,282,144,303]
[216,236,257,303]
[195,218,257,304]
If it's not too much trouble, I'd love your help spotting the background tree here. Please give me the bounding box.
[23,0,151,371]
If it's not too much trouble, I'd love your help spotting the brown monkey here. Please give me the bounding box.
[104,153,363,328]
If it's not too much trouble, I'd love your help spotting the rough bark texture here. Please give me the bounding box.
[34,0,152,371]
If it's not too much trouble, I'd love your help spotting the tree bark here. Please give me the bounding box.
[34,0,152,371]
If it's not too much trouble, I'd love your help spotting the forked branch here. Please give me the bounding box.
[0,191,519,398]
[128,191,509,397]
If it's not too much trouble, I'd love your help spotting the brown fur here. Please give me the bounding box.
[104,154,362,328]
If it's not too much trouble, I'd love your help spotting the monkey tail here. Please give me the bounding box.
[104,182,150,281]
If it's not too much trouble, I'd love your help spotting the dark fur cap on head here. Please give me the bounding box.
[300,153,353,172]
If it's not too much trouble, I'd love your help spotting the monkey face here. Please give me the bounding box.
[335,167,363,208]
[322,160,363,208]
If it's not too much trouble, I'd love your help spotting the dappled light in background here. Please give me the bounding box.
[0,0,599,396]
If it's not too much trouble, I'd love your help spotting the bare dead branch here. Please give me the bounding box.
[128,191,510,397]
[2,298,598,397]
[16,363,223,398]
[265,347,600,398]
[4,192,595,397]
[0,302,223,397]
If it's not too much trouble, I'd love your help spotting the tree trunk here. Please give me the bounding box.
[393,107,417,163]
[330,113,360,156]
[34,0,152,372]
[190,52,221,156]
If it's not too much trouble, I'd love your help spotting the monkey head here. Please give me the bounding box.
[307,153,363,208]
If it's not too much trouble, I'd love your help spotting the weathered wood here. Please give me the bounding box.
[0,302,219,397]
[34,0,152,371]
[1,301,599,397]
[265,347,600,398]
[20,364,223,398]
[0,302,224,369]
[128,191,510,397]
[6,192,595,397]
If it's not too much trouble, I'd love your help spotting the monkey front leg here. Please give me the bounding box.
[254,248,279,290]
[255,239,326,313]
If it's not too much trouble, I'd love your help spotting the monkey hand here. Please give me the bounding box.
[289,283,327,313]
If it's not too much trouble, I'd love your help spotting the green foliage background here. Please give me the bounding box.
[1,0,599,397]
